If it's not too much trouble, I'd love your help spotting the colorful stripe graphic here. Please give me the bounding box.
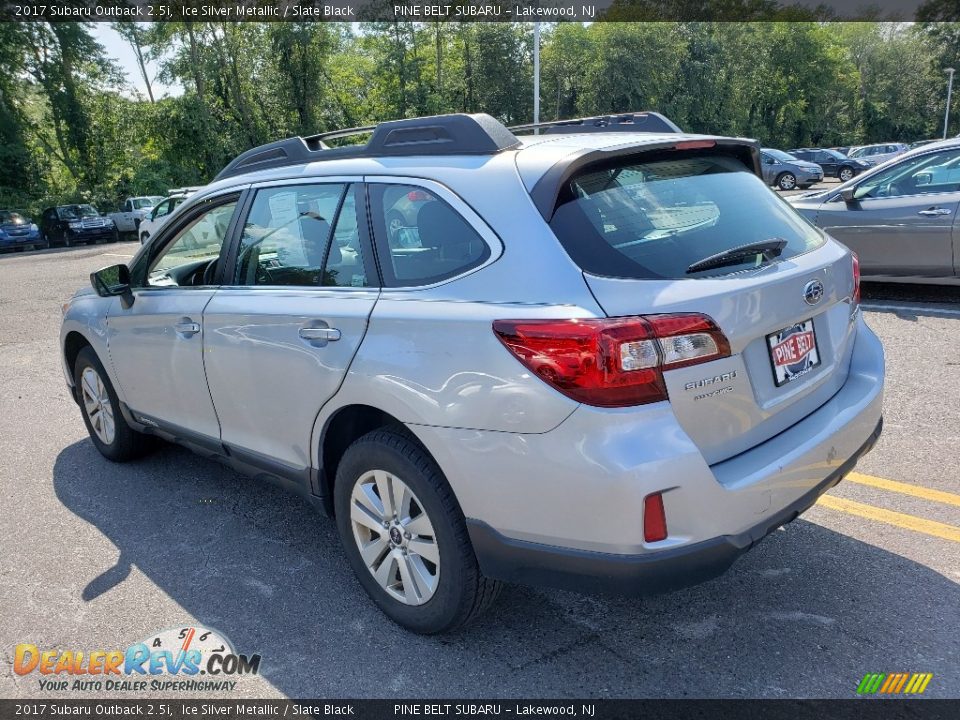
[857,673,933,695]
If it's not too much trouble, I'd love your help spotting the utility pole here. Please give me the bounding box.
[533,22,541,135]
[944,67,955,139]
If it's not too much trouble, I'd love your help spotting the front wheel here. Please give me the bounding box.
[334,428,501,634]
[838,166,855,182]
[776,172,797,191]
[74,347,155,462]
[140,231,150,244]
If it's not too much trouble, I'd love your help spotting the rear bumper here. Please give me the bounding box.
[467,416,881,595]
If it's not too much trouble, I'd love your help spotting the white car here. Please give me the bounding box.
[110,196,165,235]
[138,189,198,244]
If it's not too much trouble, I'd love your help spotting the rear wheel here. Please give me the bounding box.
[334,428,501,634]
[776,172,797,191]
[74,347,154,462]
[838,166,855,182]
[140,231,150,244]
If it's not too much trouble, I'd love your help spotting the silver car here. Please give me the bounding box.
[759,149,824,190]
[789,138,960,284]
[848,143,909,166]
[60,113,884,633]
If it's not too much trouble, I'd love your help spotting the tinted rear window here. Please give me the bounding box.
[549,153,824,279]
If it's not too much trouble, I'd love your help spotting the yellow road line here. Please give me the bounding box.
[846,472,960,508]
[817,495,960,543]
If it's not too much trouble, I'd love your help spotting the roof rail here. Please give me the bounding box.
[509,111,682,135]
[214,113,521,181]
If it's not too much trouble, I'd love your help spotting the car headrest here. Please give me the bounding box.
[416,201,471,259]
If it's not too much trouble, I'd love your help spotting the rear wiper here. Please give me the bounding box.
[686,238,788,274]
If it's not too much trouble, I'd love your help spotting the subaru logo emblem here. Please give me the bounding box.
[803,279,825,305]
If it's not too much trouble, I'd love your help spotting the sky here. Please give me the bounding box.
[90,24,182,99]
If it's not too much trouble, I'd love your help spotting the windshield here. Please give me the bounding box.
[58,205,98,220]
[0,211,27,224]
[763,149,798,162]
[132,197,163,209]
[823,149,846,159]
[549,152,825,280]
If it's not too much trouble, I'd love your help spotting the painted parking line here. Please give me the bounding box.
[817,495,960,544]
[846,472,960,508]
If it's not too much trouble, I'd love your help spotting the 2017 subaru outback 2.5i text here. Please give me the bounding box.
[61,112,884,634]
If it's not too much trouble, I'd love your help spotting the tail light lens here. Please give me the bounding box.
[492,313,730,408]
[851,252,861,306]
[643,493,668,542]
[406,190,432,202]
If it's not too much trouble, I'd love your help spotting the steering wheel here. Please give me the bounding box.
[202,258,219,286]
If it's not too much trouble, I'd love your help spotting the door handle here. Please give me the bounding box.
[918,207,952,216]
[299,327,341,342]
[174,321,201,336]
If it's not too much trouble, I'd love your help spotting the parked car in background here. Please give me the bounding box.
[847,143,908,165]
[40,204,118,247]
[832,146,851,156]
[0,210,45,252]
[139,188,200,244]
[62,112,882,633]
[760,149,824,190]
[109,196,165,235]
[789,138,960,284]
[789,148,873,182]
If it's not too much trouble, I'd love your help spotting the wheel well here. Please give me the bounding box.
[64,332,91,379]
[319,405,413,515]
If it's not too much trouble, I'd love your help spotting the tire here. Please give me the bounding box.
[63,233,73,248]
[140,231,149,245]
[74,346,155,462]
[776,172,797,191]
[112,228,120,243]
[386,211,405,244]
[334,428,501,634]
[838,166,855,182]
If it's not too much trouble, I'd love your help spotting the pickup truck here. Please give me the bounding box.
[109,196,165,235]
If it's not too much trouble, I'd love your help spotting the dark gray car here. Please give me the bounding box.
[760,149,824,190]
[789,148,873,182]
[788,139,960,284]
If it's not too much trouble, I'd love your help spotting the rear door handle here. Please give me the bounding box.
[174,320,201,336]
[299,327,341,342]
[918,207,951,216]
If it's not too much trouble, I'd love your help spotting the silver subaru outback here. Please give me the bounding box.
[60,113,884,634]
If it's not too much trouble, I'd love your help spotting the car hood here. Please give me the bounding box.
[793,160,822,171]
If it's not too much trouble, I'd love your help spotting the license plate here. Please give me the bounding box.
[767,319,820,387]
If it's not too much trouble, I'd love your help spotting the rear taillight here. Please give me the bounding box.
[492,313,730,408]
[851,253,861,306]
[643,493,668,542]
[406,190,432,202]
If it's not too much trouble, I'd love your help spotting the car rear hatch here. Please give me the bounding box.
[536,140,860,467]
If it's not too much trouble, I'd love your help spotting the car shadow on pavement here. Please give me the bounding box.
[53,440,959,698]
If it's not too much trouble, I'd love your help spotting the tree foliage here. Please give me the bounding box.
[0,20,954,215]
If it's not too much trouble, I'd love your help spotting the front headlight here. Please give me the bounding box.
[68,221,83,229]
[30,223,38,232]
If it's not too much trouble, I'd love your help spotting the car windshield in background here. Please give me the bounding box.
[58,205,99,220]
[764,149,798,162]
[823,149,847,159]
[0,212,27,224]
[550,153,825,279]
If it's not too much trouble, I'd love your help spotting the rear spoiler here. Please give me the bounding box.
[528,137,762,221]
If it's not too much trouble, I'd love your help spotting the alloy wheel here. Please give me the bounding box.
[349,469,440,606]
[778,173,796,190]
[80,366,116,445]
[839,167,854,182]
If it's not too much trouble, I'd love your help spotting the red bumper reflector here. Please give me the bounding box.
[644,493,668,542]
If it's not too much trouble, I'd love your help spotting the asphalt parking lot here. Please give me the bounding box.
[0,240,957,699]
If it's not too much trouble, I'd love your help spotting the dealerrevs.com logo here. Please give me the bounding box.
[14,625,261,693]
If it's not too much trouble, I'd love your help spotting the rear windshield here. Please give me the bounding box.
[549,152,825,279]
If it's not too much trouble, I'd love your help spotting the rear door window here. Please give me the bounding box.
[549,152,825,279]
[368,184,489,287]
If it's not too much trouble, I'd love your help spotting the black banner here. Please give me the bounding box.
[0,700,958,720]
[0,0,953,23]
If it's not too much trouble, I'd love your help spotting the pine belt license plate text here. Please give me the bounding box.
[766,319,820,387]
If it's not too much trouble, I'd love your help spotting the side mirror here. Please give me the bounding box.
[90,264,134,308]
[840,186,857,204]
